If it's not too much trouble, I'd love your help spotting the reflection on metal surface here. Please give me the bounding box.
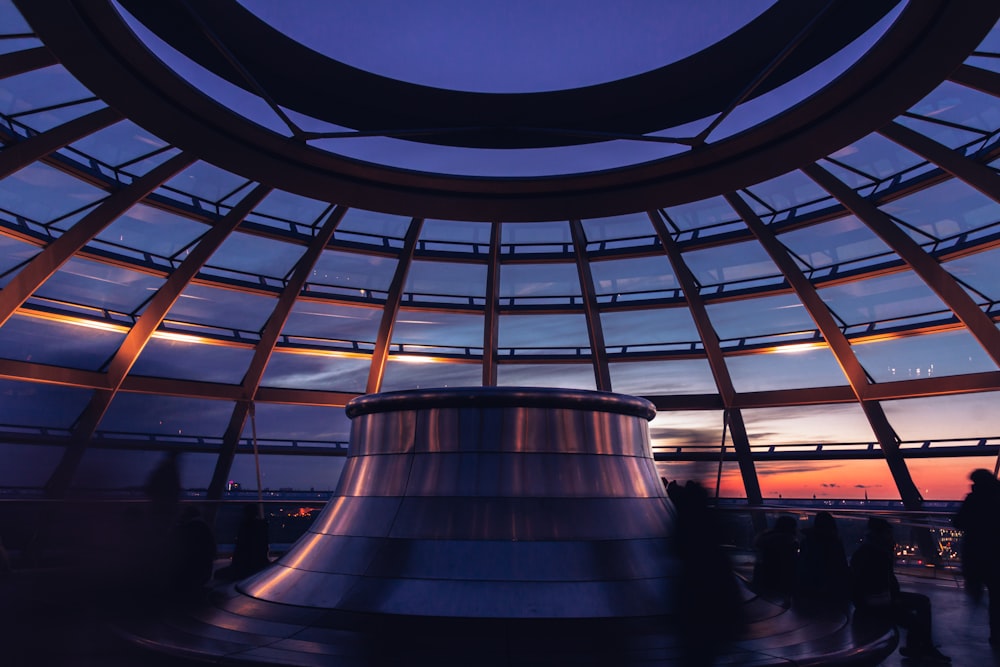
[240,386,678,618]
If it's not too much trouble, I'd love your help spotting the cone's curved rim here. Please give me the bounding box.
[345,386,656,421]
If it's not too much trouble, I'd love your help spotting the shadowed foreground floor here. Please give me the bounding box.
[0,562,940,666]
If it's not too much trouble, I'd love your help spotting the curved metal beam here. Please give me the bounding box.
[878,120,1000,205]
[570,220,611,390]
[19,0,998,220]
[0,106,122,179]
[42,185,272,496]
[726,190,923,509]
[803,162,1000,369]
[482,221,501,386]
[0,152,193,329]
[206,205,346,501]
[648,210,763,504]
[0,46,57,78]
[365,218,424,394]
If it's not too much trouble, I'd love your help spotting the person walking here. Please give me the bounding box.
[954,469,1000,646]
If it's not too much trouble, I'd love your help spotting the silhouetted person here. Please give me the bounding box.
[165,506,216,596]
[666,479,743,667]
[144,451,182,533]
[752,515,798,600]
[850,517,949,663]
[215,503,271,582]
[796,511,849,610]
[954,468,1000,645]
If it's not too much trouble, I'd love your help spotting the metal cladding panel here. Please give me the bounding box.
[277,533,387,576]
[387,497,673,541]
[307,496,403,537]
[242,387,678,618]
[334,453,413,497]
[334,577,678,618]
[346,538,677,582]
[401,451,661,497]
[239,565,358,608]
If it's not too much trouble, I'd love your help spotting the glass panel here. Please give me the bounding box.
[580,212,654,246]
[0,65,94,119]
[229,454,345,492]
[66,119,174,171]
[500,262,580,303]
[0,162,106,223]
[0,378,92,428]
[205,230,305,282]
[706,293,816,343]
[655,460,745,499]
[131,338,253,384]
[336,208,411,240]
[35,258,164,314]
[0,314,124,370]
[825,132,925,181]
[0,443,61,488]
[896,115,983,151]
[818,271,948,328]
[404,260,486,302]
[391,309,483,355]
[0,234,40,281]
[743,404,876,446]
[908,458,997,501]
[418,218,492,253]
[496,362,597,390]
[97,393,235,438]
[248,189,331,230]
[381,360,483,391]
[261,351,371,392]
[944,247,1000,301]
[281,301,381,348]
[682,241,781,289]
[882,178,1000,241]
[609,358,716,395]
[743,170,831,217]
[815,157,877,191]
[72,449,182,491]
[498,313,592,351]
[727,347,847,392]
[243,403,351,446]
[777,214,894,274]
[500,221,571,253]
[881,392,1000,441]
[166,284,277,334]
[906,80,1000,140]
[590,255,678,300]
[0,2,33,33]
[663,195,742,233]
[308,250,398,297]
[161,161,252,206]
[7,99,106,132]
[601,308,700,350]
[853,330,997,382]
[94,202,210,259]
[754,460,901,501]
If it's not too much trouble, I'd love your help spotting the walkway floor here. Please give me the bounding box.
[878,570,998,666]
[0,565,996,666]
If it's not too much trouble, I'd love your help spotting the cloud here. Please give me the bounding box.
[822,483,838,488]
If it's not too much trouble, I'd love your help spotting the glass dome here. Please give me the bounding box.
[1,0,1000,508]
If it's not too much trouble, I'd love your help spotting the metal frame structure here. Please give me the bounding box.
[0,0,997,504]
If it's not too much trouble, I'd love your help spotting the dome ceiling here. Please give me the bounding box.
[0,0,999,503]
